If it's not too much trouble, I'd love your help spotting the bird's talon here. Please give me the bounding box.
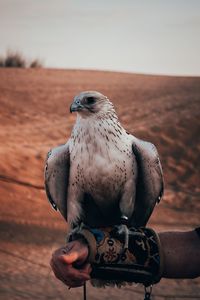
[120,215,129,225]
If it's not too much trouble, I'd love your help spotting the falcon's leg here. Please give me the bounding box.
[66,221,85,243]
[119,180,136,222]
[119,215,129,249]
[67,184,84,229]
[118,182,136,249]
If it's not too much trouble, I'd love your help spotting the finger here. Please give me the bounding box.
[52,242,75,259]
[50,257,73,283]
[59,252,79,265]
[65,265,91,281]
[50,258,69,282]
[51,258,90,285]
[52,248,66,258]
[51,260,79,287]
[81,263,92,274]
[50,260,65,282]
[58,268,89,288]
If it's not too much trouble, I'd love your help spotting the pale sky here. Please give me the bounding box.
[0,0,200,75]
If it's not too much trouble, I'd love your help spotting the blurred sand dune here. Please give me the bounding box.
[0,68,199,299]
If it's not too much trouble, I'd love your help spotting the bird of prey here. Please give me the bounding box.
[44,91,164,230]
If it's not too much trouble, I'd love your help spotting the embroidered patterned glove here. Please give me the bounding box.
[69,226,163,287]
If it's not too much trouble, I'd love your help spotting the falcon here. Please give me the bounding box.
[44,91,164,229]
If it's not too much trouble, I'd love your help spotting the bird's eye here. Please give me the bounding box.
[87,97,95,104]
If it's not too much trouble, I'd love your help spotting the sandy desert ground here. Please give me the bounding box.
[0,68,199,299]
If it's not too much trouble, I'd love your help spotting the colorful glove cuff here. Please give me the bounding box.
[69,225,163,287]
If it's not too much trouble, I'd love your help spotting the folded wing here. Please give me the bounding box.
[131,137,164,227]
[44,143,70,221]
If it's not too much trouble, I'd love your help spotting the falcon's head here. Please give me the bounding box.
[70,91,114,117]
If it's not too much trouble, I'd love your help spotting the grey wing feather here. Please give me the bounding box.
[44,143,70,221]
[131,137,164,227]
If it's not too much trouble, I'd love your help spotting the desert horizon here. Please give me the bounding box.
[0,67,199,299]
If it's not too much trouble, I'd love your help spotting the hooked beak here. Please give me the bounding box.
[70,101,84,113]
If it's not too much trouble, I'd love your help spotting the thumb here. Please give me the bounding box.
[59,251,79,265]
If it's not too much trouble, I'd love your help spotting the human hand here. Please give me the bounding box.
[50,240,92,288]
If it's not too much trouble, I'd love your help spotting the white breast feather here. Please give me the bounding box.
[67,114,137,226]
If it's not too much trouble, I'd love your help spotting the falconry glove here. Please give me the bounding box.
[69,225,164,287]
